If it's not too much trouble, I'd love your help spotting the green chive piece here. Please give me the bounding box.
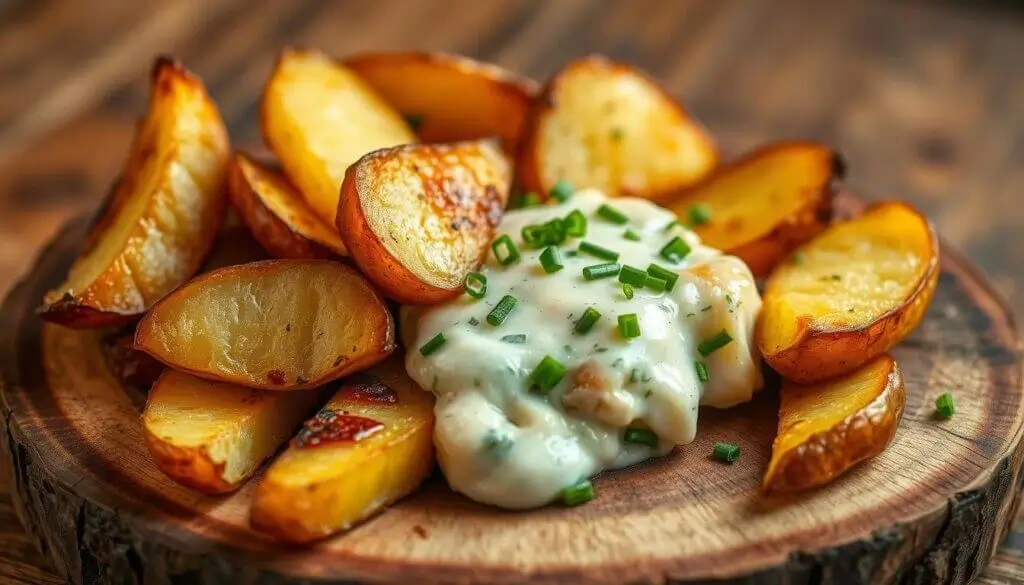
[500,334,527,344]
[645,275,668,292]
[618,265,648,287]
[549,179,574,203]
[662,219,682,233]
[468,317,480,326]
[482,429,514,458]
[564,209,587,237]
[688,203,712,226]
[528,355,568,393]
[579,241,620,261]
[464,272,487,299]
[491,235,520,265]
[510,192,540,209]
[582,262,621,280]
[487,295,518,326]
[596,203,629,224]
[521,218,568,248]
[936,392,956,418]
[560,479,595,506]
[660,236,692,263]
[646,264,680,291]
[698,329,733,357]
[419,333,446,357]
[623,428,659,447]
[622,283,634,300]
[539,246,564,274]
[695,361,709,382]
[618,314,641,339]
[623,227,641,241]
[574,307,602,334]
[712,442,740,463]
[403,113,424,131]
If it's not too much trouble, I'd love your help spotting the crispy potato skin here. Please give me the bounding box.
[40,57,229,328]
[227,152,345,259]
[338,140,511,304]
[344,51,538,154]
[757,202,940,383]
[518,54,717,200]
[763,354,905,493]
[251,357,434,542]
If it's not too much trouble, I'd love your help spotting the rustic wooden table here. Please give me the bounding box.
[0,0,1022,583]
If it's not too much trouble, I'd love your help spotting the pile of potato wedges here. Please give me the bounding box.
[39,47,938,542]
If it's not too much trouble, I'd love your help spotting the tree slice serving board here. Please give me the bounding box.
[1,197,1022,585]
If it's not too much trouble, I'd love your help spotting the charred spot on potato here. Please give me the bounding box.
[343,375,399,405]
[267,369,287,385]
[293,410,384,448]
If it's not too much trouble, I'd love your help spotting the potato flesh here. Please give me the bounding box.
[262,49,416,227]
[135,261,394,390]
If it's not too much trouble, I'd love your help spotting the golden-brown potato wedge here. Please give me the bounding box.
[344,51,538,153]
[518,55,717,200]
[101,332,165,390]
[663,141,842,276]
[261,48,416,228]
[135,260,394,390]
[251,356,434,542]
[40,57,229,328]
[757,201,939,383]
[763,354,905,493]
[339,140,511,304]
[143,369,325,494]
[228,152,347,259]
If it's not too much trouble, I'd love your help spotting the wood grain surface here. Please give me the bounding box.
[0,0,1022,583]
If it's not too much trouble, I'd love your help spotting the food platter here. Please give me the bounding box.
[2,192,1021,584]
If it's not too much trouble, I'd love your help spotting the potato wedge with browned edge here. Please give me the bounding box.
[40,57,229,328]
[763,354,905,493]
[228,152,346,259]
[143,369,326,494]
[251,356,434,542]
[344,51,538,153]
[757,201,939,383]
[663,142,842,276]
[102,332,165,390]
[262,48,416,229]
[135,260,394,390]
[339,140,511,304]
[518,55,717,200]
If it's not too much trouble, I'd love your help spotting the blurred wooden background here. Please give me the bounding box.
[0,0,1022,583]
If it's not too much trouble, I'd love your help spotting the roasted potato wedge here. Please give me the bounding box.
[763,354,905,493]
[40,57,229,328]
[102,332,165,390]
[261,48,416,228]
[757,201,939,383]
[135,260,395,390]
[251,356,435,542]
[339,140,511,304]
[344,51,538,153]
[663,142,842,276]
[143,369,325,494]
[228,152,346,259]
[518,55,716,200]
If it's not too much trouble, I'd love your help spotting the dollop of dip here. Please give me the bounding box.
[403,190,762,509]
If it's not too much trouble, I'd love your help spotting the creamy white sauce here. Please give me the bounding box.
[403,190,762,509]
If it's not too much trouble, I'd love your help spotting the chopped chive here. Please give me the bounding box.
[464,272,487,299]
[539,246,564,274]
[564,209,587,237]
[698,329,733,357]
[482,429,514,458]
[500,334,527,344]
[662,220,682,233]
[646,264,679,291]
[549,179,574,203]
[510,192,540,209]
[623,227,641,241]
[403,113,424,131]
[622,283,634,300]
[561,479,595,506]
[491,235,520,265]
[574,307,602,334]
[936,392,955,418]
[522,220,566,249]
[468,317,480,326]
[579,241,620,261]
[712,442,740,463]
[618,314,641,339]
[528,356,568,393]
[695,361,709,382]
[623,428,659,447]
[618,265,648,287]
[660,236,692,263]
[419,333,446,357]
[645,275,668,292]
[582,262,621,280]
[596,204,629,225]
[487,295,518,326]
[688,203,712,226]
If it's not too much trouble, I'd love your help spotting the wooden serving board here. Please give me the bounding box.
[2,201,1022,585]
